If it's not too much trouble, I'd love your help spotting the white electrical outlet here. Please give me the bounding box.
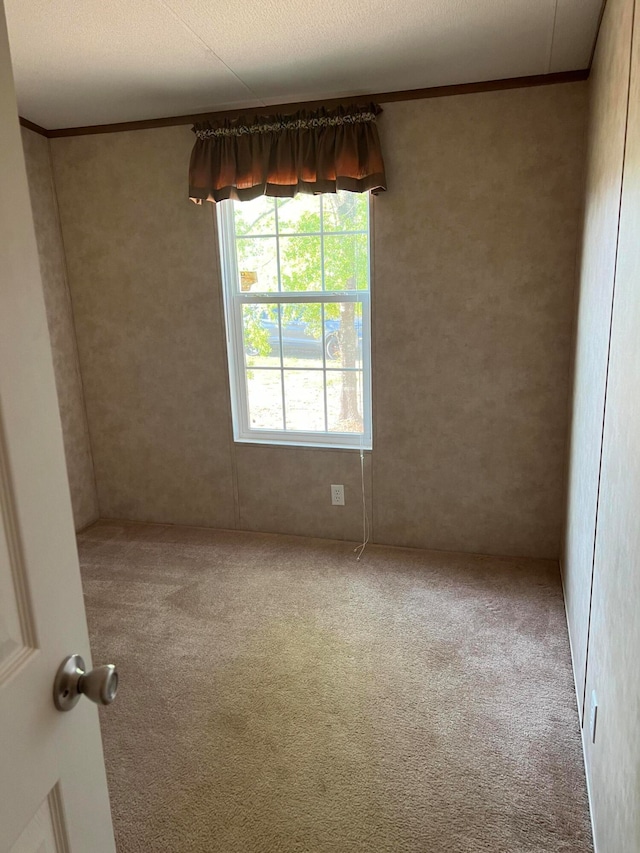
[589,690,598,744]
[331,484,345,506]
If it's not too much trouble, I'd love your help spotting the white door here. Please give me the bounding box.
[0,2,116,850]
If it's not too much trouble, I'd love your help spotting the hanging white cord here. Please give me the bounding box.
[354,438,370,560]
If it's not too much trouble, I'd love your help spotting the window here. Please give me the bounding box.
[217,192,372,449]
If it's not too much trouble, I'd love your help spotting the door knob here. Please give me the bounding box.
[53,654,118,711]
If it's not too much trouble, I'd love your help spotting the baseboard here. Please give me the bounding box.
[559,557,585,727]
[559,557,599,853]
[581,733,599,853]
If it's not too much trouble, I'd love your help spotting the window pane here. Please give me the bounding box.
[277,195,321,233]
[324,302,363,368]
[279,235,322,292]
[235,236,278,292]
[327,370,364,433]
[324,233,369,291]
[219,195,371,448]
[242,304,281,368]
[283,370,325,431]
[278,303,324,367]
[246,369,284,429]
[235,196,276,236]
[322,191,368,232]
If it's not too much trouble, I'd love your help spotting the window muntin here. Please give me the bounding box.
[217,192,372,449]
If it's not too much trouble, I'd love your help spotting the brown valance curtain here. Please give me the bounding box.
[188,103,387,203]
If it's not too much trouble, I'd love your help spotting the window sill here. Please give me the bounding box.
[233,436,372,452]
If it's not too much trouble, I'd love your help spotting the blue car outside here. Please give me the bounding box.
[248,312,363,360]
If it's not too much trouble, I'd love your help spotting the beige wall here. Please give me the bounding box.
[373,87,586,556]
[563,0,634,722]
[49,127,238,531]
[585,8,640,842]
[49,81,587,557]
[20,127,98,531]
[563,0,640,850]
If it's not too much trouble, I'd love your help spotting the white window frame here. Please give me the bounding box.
[216,195,372,450]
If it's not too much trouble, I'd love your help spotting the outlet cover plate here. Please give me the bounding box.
[331,484,345,506]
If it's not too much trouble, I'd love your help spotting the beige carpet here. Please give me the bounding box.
[79,520,593,853]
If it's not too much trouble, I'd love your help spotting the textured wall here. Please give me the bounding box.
[563,0,634,722]
[564,0,640,849]
[49,128,237,530]
[584,9,640,845]
[373,86,587,557]
[20,127,98,531]
[50,82,587,555]
[235,446,372,541]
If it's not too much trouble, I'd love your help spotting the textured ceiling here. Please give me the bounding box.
[5,0,602,129]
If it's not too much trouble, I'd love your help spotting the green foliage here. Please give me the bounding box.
[242,305,276,356]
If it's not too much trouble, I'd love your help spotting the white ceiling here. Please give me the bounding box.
[5,0,603,130]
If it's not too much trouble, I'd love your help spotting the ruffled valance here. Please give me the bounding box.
[188,103,387,203]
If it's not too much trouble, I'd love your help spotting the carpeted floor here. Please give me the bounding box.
[79,520,593,853]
